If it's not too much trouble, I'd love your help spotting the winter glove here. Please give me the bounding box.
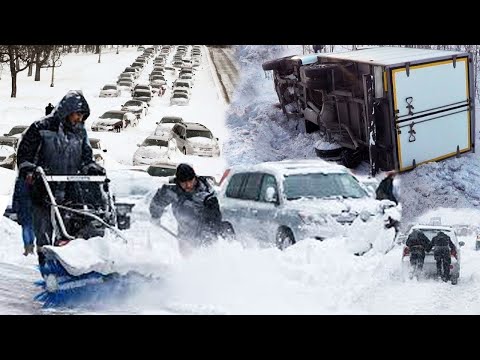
[82,162,106,175]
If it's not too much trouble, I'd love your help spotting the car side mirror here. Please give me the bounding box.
[459,241,465,247]
[265,187,277,203]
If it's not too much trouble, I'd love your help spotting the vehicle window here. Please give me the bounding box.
[284,173,368,200]
[142,139,168,147]
[240,173,264,201]
[186,130,212,139]
[226,173,247,199]
[259,174,278,202]
[103,85,117,90]
[100,112,123,120]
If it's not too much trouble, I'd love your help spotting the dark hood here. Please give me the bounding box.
[54,90,91,123]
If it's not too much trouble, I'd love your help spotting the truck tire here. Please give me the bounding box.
[315,145,344,159]
[303,63,338,78]
[262,56,292,72]
[340,148,363,169]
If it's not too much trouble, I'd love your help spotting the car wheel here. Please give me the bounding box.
[221,222,236,242]
[315,145,344,159]
[276,227,295,250]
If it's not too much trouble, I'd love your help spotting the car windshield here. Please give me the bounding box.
[186,130,211,139]
[161,118,182,123]
[284,173,368,200]
[135,91,151,97]
[173,93,188,99]
[124,101,142,107]
[7,127,26,136]
[142,139,169,147]
[103,85,116,90]
[100,112,123,120]
[119,81,131,86]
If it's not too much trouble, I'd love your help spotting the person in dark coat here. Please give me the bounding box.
[430,231,456,281]
[406,230,431,276]
[16,90,104,265]
[12,177,35,256]
[313,45,325,53]
[376,171,398,204]
[45,103,54,116]
[149,163,223,253]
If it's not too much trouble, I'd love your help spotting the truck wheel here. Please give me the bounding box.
[340,148,363,169]
[262,56,294,72]
[315,145,344,159]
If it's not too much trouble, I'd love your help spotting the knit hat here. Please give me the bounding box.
[176,163,196,182]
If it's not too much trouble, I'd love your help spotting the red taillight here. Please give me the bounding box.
[219,168,231,186]
[403,246,410,257]
[451,249,457,260]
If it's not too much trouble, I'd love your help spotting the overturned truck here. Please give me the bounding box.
[263,47,476,174]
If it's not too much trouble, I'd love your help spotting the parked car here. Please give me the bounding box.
[401,224,465,284]
[154,116,184,134]
[137,46,145,52]
[170,92,190,106]
[0,136,19,170]
[171,122,220,156]
[132,89,153,105]
[132,134,178,166]
[89,138,107,166]
[91,110,135,132]
[218,159,397,250]
[121,99,147,119]
[3,125,28,137]
[99,84,121,97]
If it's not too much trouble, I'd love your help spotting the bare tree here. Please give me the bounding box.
[47,45,63,87]
[33,45,53,81]
[0,45,35,97]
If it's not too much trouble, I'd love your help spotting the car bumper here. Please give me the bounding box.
[401,256,460,278]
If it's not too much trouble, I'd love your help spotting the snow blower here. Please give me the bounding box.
[32,166,138,308]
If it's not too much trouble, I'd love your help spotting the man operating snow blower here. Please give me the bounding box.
[16,90,106,267]
[149,163,227,254]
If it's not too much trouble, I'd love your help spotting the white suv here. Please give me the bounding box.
[218,159,398,250]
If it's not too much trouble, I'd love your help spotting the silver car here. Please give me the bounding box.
[218,159,397,250]
[401,225,465,284]
[171,122,220,156]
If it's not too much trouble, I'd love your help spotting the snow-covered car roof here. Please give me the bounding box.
[410,225,455,232]
[146,134,171,142]
[229,159,350,176]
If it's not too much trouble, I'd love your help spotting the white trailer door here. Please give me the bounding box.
[391,57,472,171]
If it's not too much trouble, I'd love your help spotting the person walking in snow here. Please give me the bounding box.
[149,163,223,254]
[45,103,54,116]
